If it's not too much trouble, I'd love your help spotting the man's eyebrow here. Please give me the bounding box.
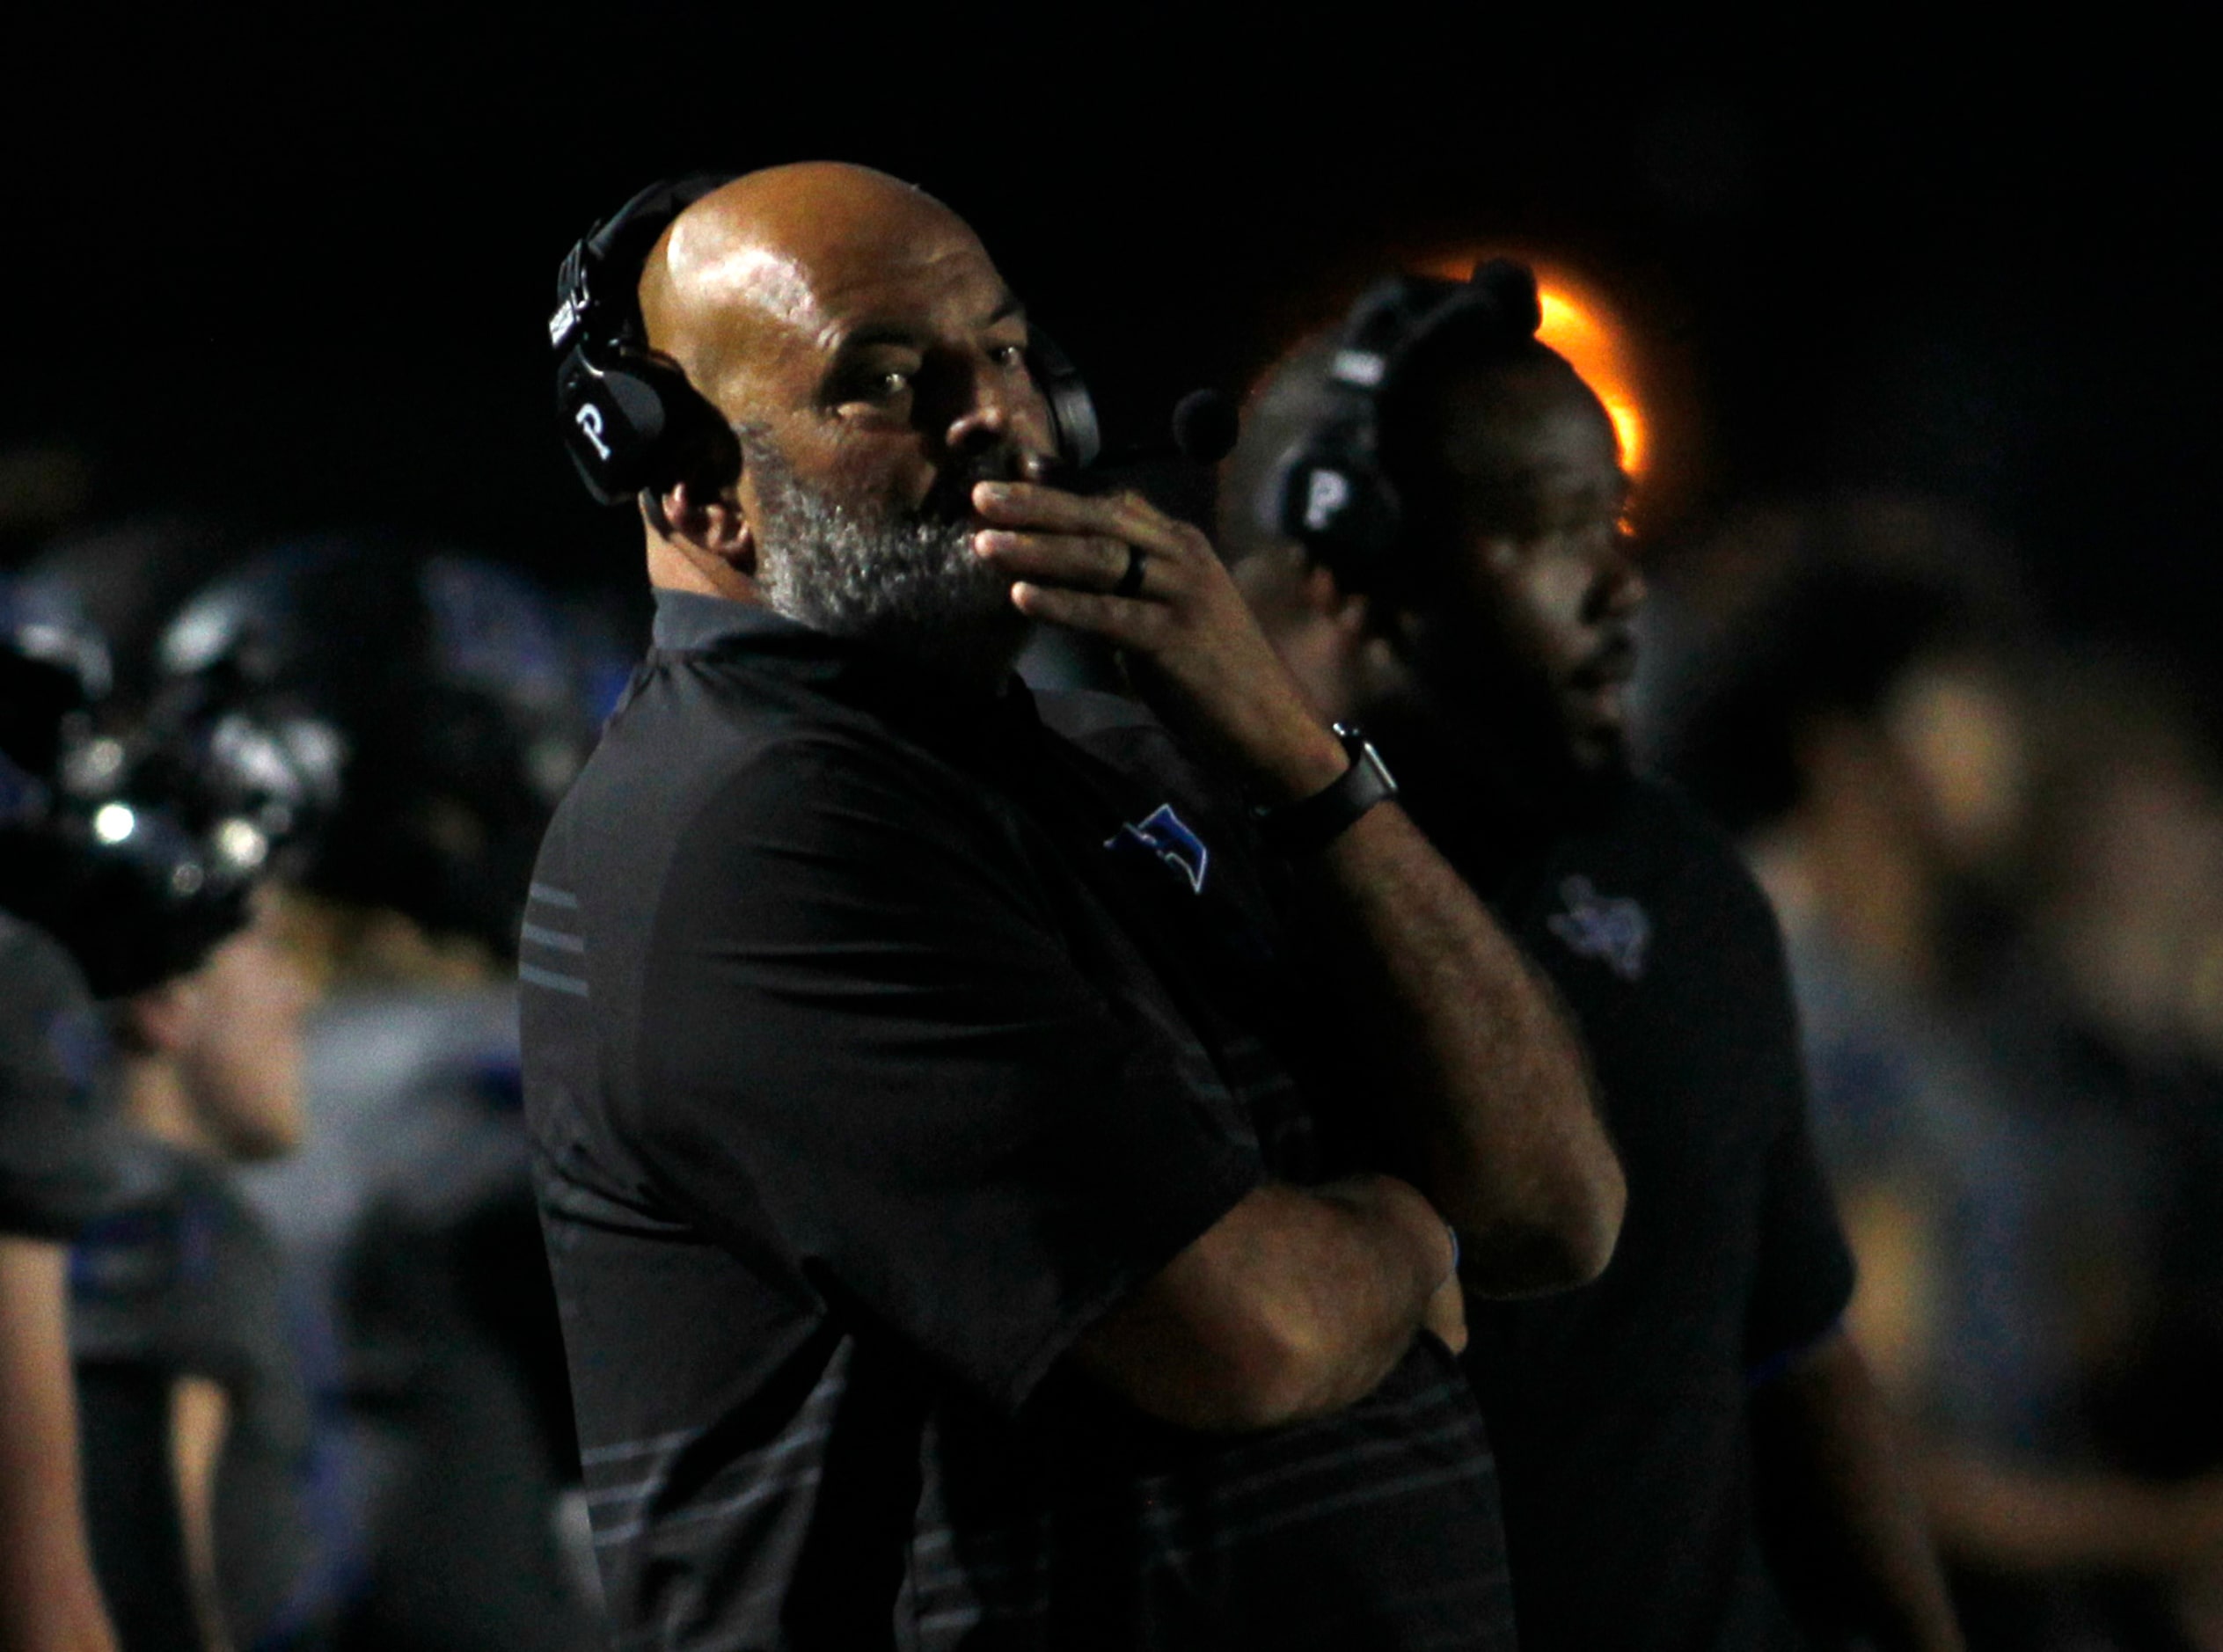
[830,320,926,354]
[827,295,1025,355]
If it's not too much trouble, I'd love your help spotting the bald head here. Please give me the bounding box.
[638,163,991,420]
[626,161,1054,679]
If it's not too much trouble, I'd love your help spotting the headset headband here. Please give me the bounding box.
[550,173,734,355]
[550,172,1101,506]
[1268,258,1543,589]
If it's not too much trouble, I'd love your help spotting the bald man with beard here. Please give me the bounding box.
[519,164,1624,1651]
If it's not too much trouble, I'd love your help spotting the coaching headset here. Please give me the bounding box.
[551,175,1104,507]
[1267,257,1543,594]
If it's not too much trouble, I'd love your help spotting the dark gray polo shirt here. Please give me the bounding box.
[1,910,125,1239]
[521,591,1512,1650]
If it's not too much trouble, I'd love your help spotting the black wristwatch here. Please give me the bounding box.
[1254,723,1399,855]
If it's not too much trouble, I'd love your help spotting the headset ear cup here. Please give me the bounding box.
[558,345,656,506]
[558,346,721,507]
[1049,377,1102,471]
[551,172,739,508]
[1276,445,1402,594]
[1024,330,1101,470]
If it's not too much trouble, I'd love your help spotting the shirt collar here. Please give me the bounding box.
[649,588,808,652]
[647,586,1038,744]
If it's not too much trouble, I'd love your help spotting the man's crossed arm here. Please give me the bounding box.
[975,479,1626,1427]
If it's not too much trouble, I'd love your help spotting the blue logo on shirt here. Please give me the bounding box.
[1106,803,1210,895]
[1546,874,1649,982]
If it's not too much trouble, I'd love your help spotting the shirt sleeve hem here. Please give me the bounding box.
[989,1142,1265,1417]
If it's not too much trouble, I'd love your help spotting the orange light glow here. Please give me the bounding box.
[1538,290,1644,477]
[1413,254,1649,479]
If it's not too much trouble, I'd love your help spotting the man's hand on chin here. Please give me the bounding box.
[971,480,1349,805]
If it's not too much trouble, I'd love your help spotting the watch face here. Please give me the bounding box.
[1333,724,1398,797]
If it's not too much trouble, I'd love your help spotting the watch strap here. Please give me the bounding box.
[1254,723,1399,855]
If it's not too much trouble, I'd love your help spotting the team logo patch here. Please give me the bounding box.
[1545,874,1649,982]
[1106,803,1210,895]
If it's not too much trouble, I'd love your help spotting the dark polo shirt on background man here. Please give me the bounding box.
[1458,774,1856,1652]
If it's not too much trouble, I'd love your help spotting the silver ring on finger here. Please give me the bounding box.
[1113,544,1147,599]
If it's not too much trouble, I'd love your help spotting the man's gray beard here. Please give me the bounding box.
[747,441,1029,680]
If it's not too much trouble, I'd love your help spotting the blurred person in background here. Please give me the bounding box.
[27,519,257,721]
[140,539,603,1652]
[0,915,121,1652]
[6,569,324,1651]
[2015,657,2223,1648]
[2,576,126,1652]
[1221,261,1960,1652]
[1669,550,2223,1650]
[70,894,320,1652]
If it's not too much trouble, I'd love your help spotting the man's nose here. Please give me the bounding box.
[1583,537,1646,624]
[943,364,1022,457]
[945,402,1006,456]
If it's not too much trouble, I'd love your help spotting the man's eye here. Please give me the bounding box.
[989,342,1027,369]
[874,369,912,398]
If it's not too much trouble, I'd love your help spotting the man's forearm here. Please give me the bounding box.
[1921,1451,2223,1577]
[1752,1333,1964,1652]
[0,1239,120,1652]
[973,487,1620,1290]
[1299,799,1623,1293]
[1074,1174,1458,1432]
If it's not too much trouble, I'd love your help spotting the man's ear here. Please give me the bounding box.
[1297,559,1371,639]
[648,474,755,574]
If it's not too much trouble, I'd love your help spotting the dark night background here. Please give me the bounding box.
[4,13,2214,679]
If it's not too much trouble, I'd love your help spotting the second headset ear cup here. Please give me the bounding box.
[1275,443,1402,594]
